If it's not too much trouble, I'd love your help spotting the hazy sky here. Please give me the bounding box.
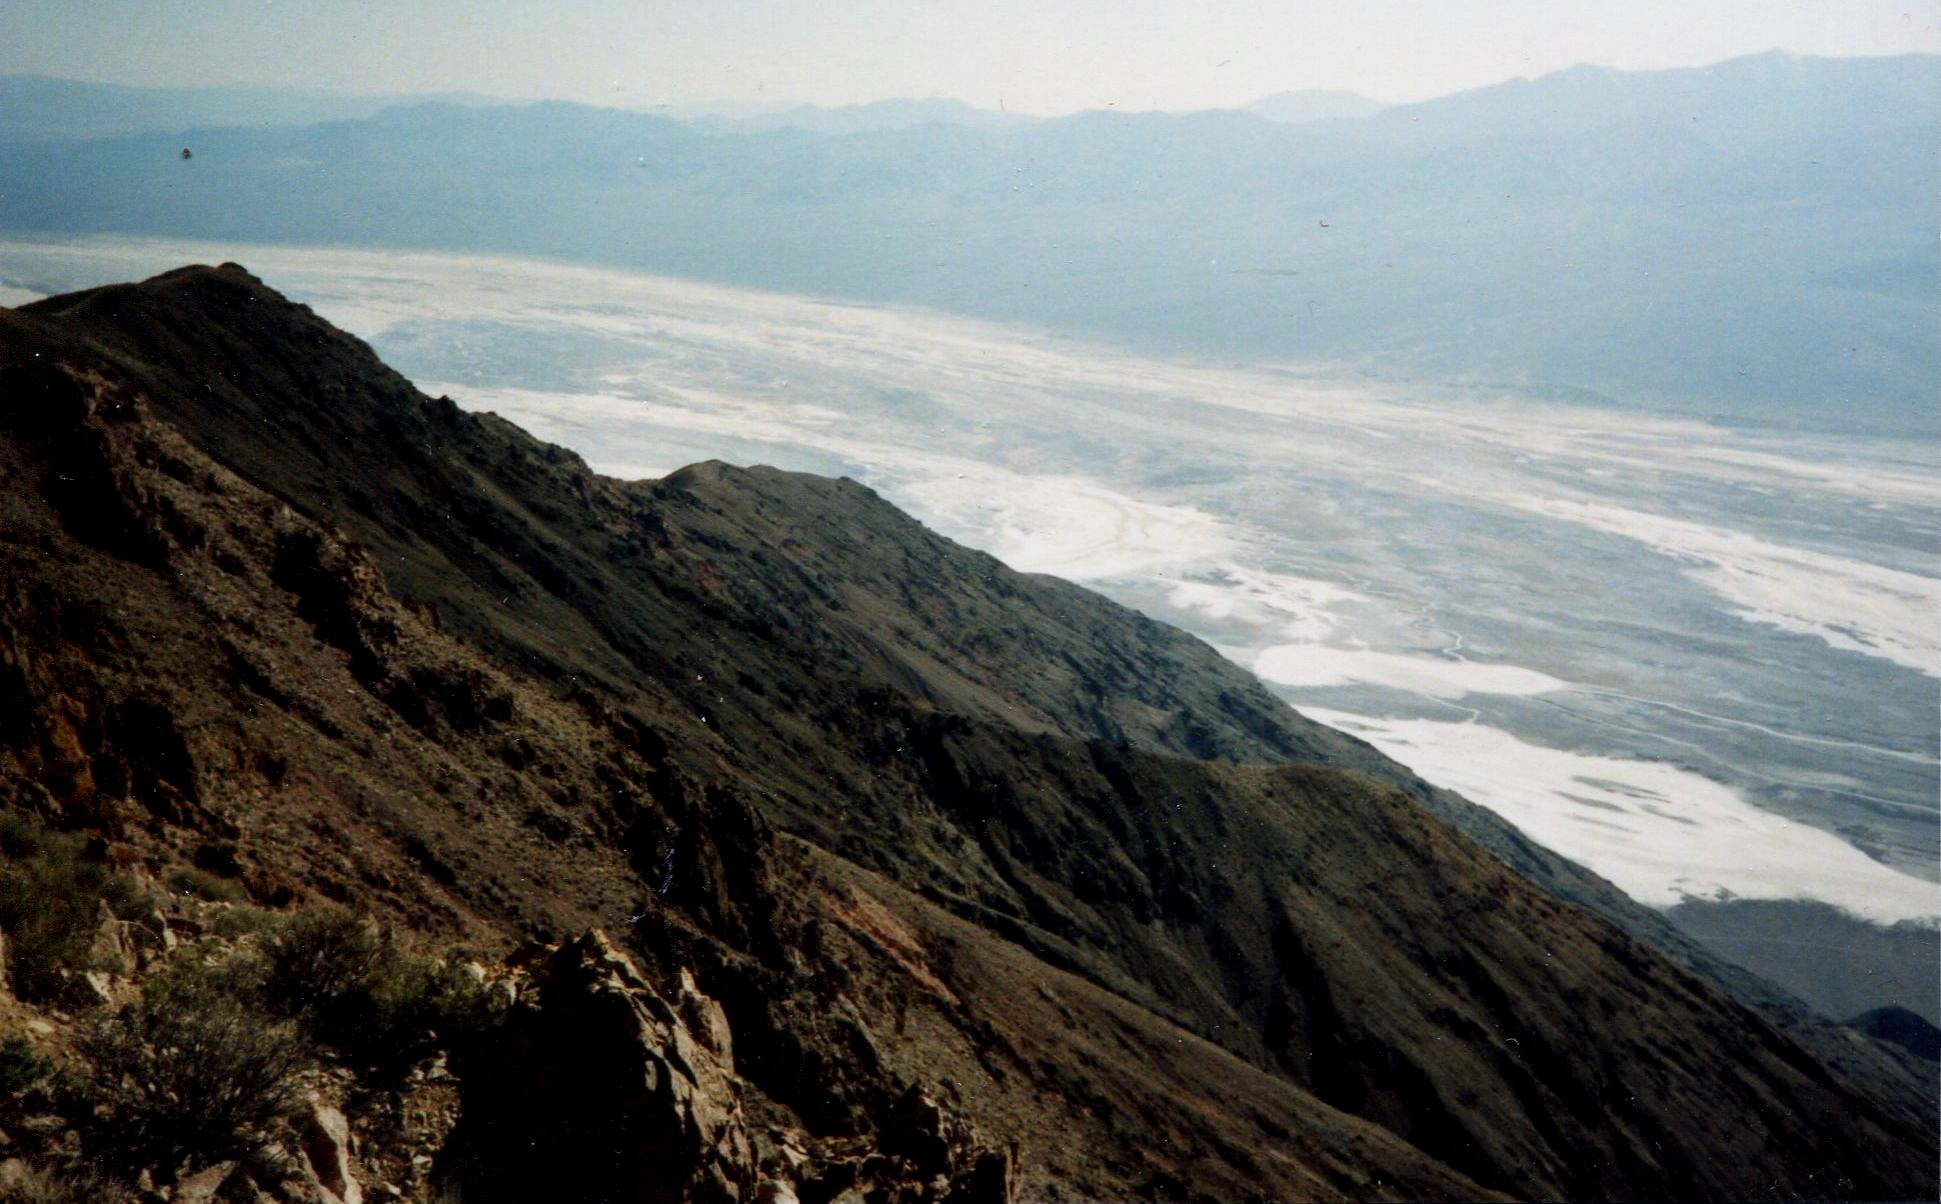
[5,0,1937,112]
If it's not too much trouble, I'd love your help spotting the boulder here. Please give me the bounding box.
[173,1160,239,1204]
[947,1146,1017,1204]
[77,969,115,1007]
[143,908,177,952]
[754,1180,802,1204]
[88,899,136,977]
[883,1085,965,1180]
[298,1101,363,1204]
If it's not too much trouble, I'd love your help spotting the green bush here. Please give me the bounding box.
[0,1037,51,1096]
[79,963,306,1169]
[263,908,387,1019]
[163,863,244,903]
[360,956,505,1073]
[263,909,505,1078]
[0,813,145,1002]
[206,902,282,941]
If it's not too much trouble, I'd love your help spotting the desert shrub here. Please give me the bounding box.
[263,909,506,1078]
[163,863,245,903]
[0,813,145,1002]
[206,902,282,941]
[78,963,305,1169]
[263,908,387,1019]
[358,956,505,1073]
[0,1162,137,1204]
[0,1037,51,1096]
[0,1036,61,1134]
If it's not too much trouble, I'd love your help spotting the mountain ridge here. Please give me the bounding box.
[22,263,1932,1131]
[0,262,1933,1199]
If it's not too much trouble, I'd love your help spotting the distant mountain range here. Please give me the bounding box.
[0,52,1934,432]
[671,91,1386,132]
[0,74,505,141]
[1247,89,1387,123]
[668,96,1036,135]
[0,76,1383,138]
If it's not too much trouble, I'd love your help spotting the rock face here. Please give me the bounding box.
[444,930,1013,1204]
[877,1085,1015,1204]
[447,930,756,1203]
[0,264,1934,1200]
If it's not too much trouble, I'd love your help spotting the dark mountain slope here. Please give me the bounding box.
[1850,1006,1941,1063]
[24,261,1930,1129]
[1,265,1934,1199]
[0,331,1486,1201]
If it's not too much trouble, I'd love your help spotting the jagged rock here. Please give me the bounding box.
[445,929,754,1203]
[143,908,176,952]
[90,899,137,977]
[120,907,174,970]
[764,1127,811,1179]
[298,1102,363,1204]
[78,968,115,1007]
[883,1085,965,1180]
[948,1147,1016,1204]
[782,1089,1013,1204]
[173,1160,238,1204]
[679,965,735,1069]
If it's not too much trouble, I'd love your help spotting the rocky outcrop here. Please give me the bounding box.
[445,930,757,1203]
[441,930,1016,1204]
[801,1084,1015,1204]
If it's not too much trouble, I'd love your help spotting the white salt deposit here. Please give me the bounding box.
[1301,707,1938,924]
